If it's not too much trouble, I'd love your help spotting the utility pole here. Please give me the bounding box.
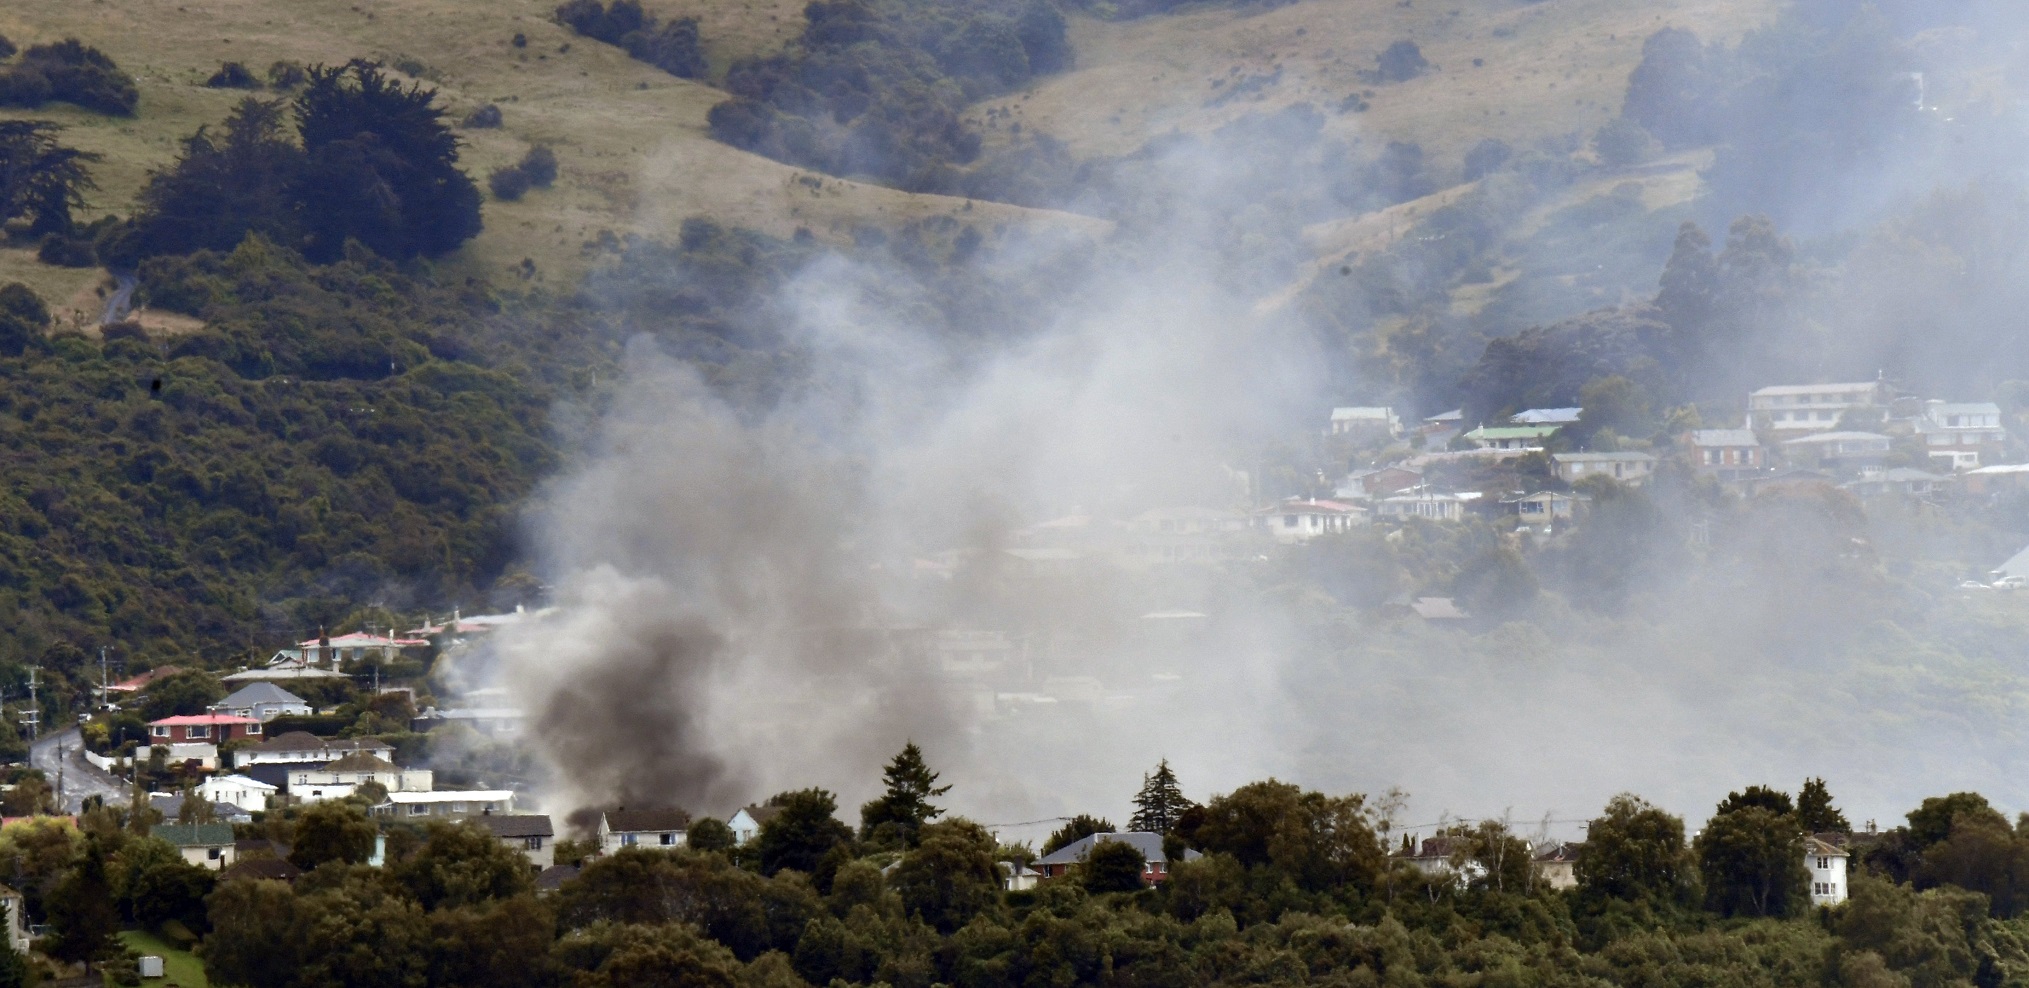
[98,646,108,711]
[21,666,40,741]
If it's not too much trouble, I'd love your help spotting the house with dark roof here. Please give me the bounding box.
[1683,429,1765,482]
[476,814,556,870]
[599,808,692,854]
[1031,832,1198,886]
[729,804,781,846]
[1533,841,1582,890]
[219,857,302,883]
[288,752,432,803]
[208,682,312,722]
[535,863,580,894]
[152,823,238,870]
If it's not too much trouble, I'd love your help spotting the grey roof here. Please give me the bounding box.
[1928,402,2001,415]
[1780,431,1891,446]
[1994,544,2029,581]
[1033,832,1199,868]
[247,732,390,754]
[1688,429,1759,447]
[151,823,236,847]
[1510,407,1582,424]
[221,857,301,882]
[318,752,398,773]
[1751,383,1881,396]
[476,814,554,839]
[216,682,307,707]
[605,808,691,833]
[221,667,347,682]
[535,864,580,891]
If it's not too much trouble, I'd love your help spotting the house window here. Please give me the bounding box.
[208,847,223,860]
[1283,515,1296,527]
[622,834,638,846]
[296,775,310,785]
[247,723,260,734]
[410,804,427,816]
[526,837,544,850]
[188,725,209,739]
[152,726,169,738]
[660,833,677,846]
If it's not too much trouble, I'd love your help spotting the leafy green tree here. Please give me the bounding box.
[1042,814,1113,856]
[289,800,380,870]
[392,820,534,911]
[1576,793,1689,904]
[292,868,431,988]
[1593,117,1659,167]
[890,819,1001,932]
[129,858,216,932]
[45,835,118,964]
[425,895,559,988]
[138,670,226,721]
[293,60,482,260]
[859,741,951,848]
[757,789,852,877]
[0,935,26,988]
[203,877,303,988]
[112,97,305,262]
[1918,811,2029,917]
[1128,759,1194,834]
[1697,793,1809,918]
[1083,838,1147,893]
[1192,780,1381,893]
[1908,793,2003,851]
[688,817,735,853]
[1798,778,1851,833]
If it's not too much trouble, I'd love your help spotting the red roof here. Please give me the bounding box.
[148,714,260,727]
[106,665,184,693]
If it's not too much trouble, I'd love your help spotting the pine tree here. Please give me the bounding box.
[1797,777,1850,833]
[858,741,951,848]
[1128,759,1194,834]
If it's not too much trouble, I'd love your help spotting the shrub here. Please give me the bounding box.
[1374,40,1428,83]
[206,61,259,89]
[0,34,16,62]
[488,166,533,201]
[462,103,503,128]
[36,233,95,268]
[512,33,529,48]
[0,40,140,115]
[267,60,307,89]
[518,146,558,187]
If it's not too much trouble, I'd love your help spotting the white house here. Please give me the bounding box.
[0,885,26,953]
[729,805,781,846]
[1328,406,1402,438]
[1257,498,1366,542]
[290,752,433,803]
[412,707,526,739]
[208,682,313,722]
[1749,382,1890,433]
[1806,836,1849,906]
[476,814,556,871]
[600,808,692,853]
[373,790,515,819]
[1553,451,1657,486]
[294,631,428,667]
[151,823,238,870]
[1779,431,1891,475]
[198,774,278,813]
[234,731,395,768]
[1000,861,1041,891]
[1509,407,1583,425]
[1375,490,1475,522]
[1463,424,1560,450]
[1917,401,2008,470]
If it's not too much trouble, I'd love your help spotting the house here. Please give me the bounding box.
[477,814,556,871]
[1375,490,1475,523]
[411,707,526,739]
[535,864,580,894]
[999,861,1041,891]
[1964,463,2029,497]
[1749,382,1890,433]
[1509,407,1583,425]
[1123,507,1251,564]
[1463,424,1560,450]
[1916,401,2008,470]
[208,682,313,722]
[1419,409,1464,450]
[1256,498,1366,542]
[1397,835,1489,885]
[1684,429,1766,481]
[152,823,238,870]
[219,857,302,883]
[294,631,428,667]
[1498,491,1585,528]
[1843,468,1952,500]
[198,774,278,813]
[220,662,348,685]
[1032,832,1199,885]
[148,713,263,744]
[1806,836,1849,906]
[1336,465,1424,501]
[1779,431,1891,475]
[150,792,253,825]
[600,807,692,853]
[0,884,27,953]
[729,804,782,846]
[1534,841,1581,891]
[289,752,433,803]
[234,732,394,768]
[1552,452,1657,486]
[1328,406,1402,438]
[1989,543,2029,583]
[373,790,516,819]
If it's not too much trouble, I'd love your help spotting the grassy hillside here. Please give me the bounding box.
[0,0,1107,317]
[968,0,1773,167]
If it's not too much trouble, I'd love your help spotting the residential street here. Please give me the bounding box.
[28,727,128,814]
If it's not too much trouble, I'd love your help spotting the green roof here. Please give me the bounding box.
[151,823,235,847]
[1464,425,1561,439]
